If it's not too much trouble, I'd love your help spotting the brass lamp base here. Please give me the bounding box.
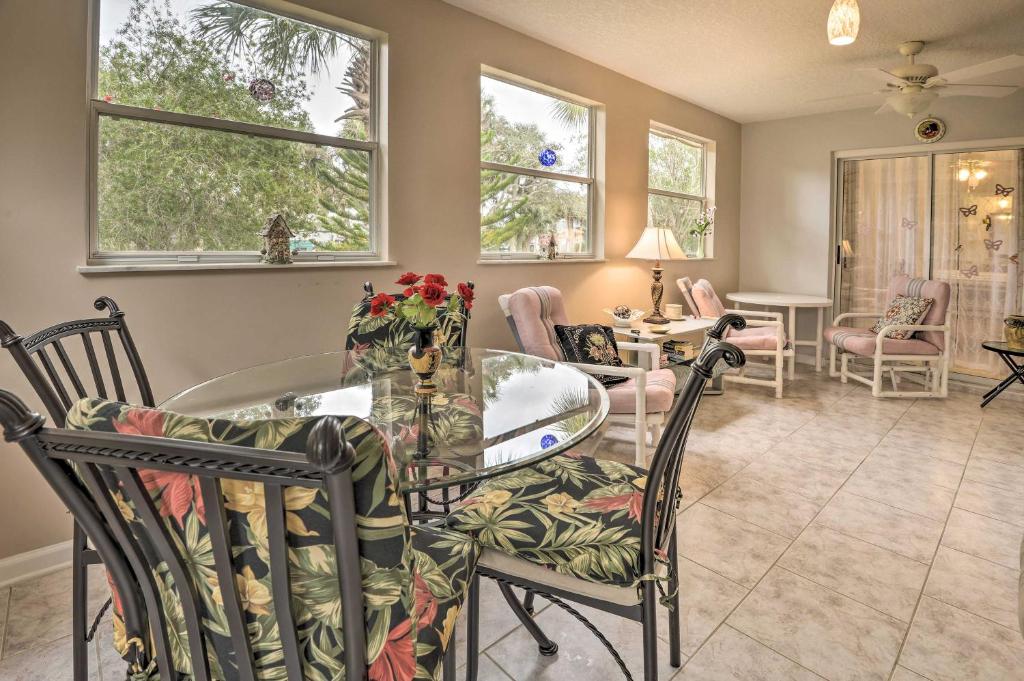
[643,263,669,325]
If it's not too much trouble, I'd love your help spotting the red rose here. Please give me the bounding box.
[423,273,448,287]
[402,286,416,298]
[369,292,395,317]
[419,282,446,306]
[457,282,474,310]
[396,272,420,286]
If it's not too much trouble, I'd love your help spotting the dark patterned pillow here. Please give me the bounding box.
[870,294,934,339]
[554,324,630,387]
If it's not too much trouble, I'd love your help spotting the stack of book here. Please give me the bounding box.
[662,339,695,364]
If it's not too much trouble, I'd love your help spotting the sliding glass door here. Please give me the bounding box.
[836,147,1022,379]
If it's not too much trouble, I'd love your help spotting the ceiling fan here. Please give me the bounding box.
[814,41,1024,116]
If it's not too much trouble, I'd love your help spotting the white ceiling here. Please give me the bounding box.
[441,0,1024,123]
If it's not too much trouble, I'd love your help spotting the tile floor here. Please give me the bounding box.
[0,367,1021,681]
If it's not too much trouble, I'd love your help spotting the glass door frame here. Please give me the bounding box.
[829,136,1024,383]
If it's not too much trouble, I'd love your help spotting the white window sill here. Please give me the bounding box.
[78,260,397,275]
[476,258,606,265]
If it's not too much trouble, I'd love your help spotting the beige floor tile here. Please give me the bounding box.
[941,508,1024,570]
[792,413,892,449]
[3,565,111,658]
[770,437,871,475]
[677,503,790,587]
[900,597,1024,681]
[814,492,944,564]
[889,415,978,447]
[735,454,849,504]
[678,625,825,681]
[0,624,124,681]
[454,580,550,669]
[970,438,1024,468]
[484,599,682,681]
[0,587,9,653]
[875,431,971,465]
[778,525,928,622]
[677,557,749,656]
[861,448,965,489]
[963,456,1024,494]
[728,567,906,681]
[841,466,955,522]
[955,479,1024,527]
[457,653,516,681]
[924,546,1021,631]
[702,475,823,539]
[891,667,932,681]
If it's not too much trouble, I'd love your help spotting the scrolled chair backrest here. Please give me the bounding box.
[640,314,746,568]
[0,392,414,681]
[0,296,154,426]
[346,281,474,353]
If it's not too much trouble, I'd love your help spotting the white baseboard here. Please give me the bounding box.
[0,540,73,588]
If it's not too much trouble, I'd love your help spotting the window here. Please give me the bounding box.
[648,126,713,258]
[480,72,596,258]
[90,0,380,264]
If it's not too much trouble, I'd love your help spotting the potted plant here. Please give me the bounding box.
[368,272,474,393]
[689,206,716,259]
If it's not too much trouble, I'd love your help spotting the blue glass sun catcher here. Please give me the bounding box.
[538,149,557,167]
[540,433,558,449]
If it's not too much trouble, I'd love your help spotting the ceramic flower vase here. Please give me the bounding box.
[408,325,442,394]
[1004,315,1024,350]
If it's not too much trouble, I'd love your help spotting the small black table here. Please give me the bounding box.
[981,341,1024,407]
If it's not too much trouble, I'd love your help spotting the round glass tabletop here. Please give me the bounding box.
[982,341,1024,357]
[161,348,610,490]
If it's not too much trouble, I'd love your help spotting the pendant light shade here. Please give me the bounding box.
[827,0,860,46]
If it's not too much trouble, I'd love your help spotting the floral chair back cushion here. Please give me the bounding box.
[346,293,469,355]
[885,275,951,350]
[66,398,415,681]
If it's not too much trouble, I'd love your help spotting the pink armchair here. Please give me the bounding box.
[499,286,676,466]
[678,277,790,398]
[824,275,950,398]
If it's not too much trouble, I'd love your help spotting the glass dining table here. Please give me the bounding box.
[161,348,610,497]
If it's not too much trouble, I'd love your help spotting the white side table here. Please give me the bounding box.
[725,292,833,378]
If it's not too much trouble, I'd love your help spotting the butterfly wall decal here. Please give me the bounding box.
[1011,254,1020,265]
[960,265,979,279]
[959,205,978,217]
[982,215,993,231]
[901,217,917,230]
[985,239,1004,251]
[995,184,1015,197]
[953,243,964,253]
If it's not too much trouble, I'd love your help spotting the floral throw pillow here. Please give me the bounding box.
[554,324,630,387]
[870,294,934,339]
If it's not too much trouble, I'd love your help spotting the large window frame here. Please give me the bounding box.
[85,0,385,267]
[479,68,601,261]
[647,123,714,259]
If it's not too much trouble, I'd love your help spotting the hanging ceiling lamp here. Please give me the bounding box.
[827,0,861,46]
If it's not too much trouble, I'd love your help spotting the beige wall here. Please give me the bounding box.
[0,0,740,558]
[739,92,1024,352]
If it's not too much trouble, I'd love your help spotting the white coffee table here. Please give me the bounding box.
[725,291,833,377]
[611,317,716,343]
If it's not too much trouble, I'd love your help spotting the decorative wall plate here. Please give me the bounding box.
[914,117,946,143]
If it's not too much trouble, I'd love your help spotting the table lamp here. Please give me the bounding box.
[626,226,687,324]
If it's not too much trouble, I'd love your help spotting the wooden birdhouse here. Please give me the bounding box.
[259,213,293,264]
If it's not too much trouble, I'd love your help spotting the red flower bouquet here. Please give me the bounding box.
[370,272,473,327]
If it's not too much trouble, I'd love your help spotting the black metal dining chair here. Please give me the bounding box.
[0,393,479,681]
[0,296,153,681]
[447,315,746,681]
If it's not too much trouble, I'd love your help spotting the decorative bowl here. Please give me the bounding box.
[603,307,646,328]
[1005,315,1024,350]
[647,323,671,334]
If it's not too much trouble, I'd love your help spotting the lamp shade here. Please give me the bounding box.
[827,0,860,46]
[626,227,687,261]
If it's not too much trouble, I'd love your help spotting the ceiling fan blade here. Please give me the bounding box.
[856,67,913,86]
[936,55,1024,84]
[938,84,1020,98]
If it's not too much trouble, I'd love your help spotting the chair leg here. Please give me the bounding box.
[829,344,838,378]
[668,530,681,668]
[774,352,783,399]
[497,581,558,655]
[635,411,647,468]
[840,353,849,383]
[872,358,883,397]
[523,590,535,616]
[464,575,480,681]
[72,523,88,681]
[642,581,659,681]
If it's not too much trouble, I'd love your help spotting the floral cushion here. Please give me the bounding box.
[346,292,469,358]
[446,452,662,587]
[870,294,934,340]
[553,324,629,387]
[66,397,478,681]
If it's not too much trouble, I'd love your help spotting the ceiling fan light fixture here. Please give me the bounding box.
[827,0,860,46]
